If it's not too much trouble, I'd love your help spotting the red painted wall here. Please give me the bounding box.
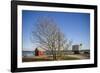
[37,51,44,56]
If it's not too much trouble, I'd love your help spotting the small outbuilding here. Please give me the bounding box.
[35,48,45,56]
[72,45,80,54]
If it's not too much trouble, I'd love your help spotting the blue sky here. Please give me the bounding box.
[22,10,90,51]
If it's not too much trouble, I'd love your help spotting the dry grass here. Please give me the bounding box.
[22,55,81,62]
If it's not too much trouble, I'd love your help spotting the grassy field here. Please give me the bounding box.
[22,55,81,62]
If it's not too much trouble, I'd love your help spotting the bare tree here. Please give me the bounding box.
[31,17,72,60]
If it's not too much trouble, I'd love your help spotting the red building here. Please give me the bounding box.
[35,48,45,56]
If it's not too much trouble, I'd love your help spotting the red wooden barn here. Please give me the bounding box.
[35,48,45,56]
